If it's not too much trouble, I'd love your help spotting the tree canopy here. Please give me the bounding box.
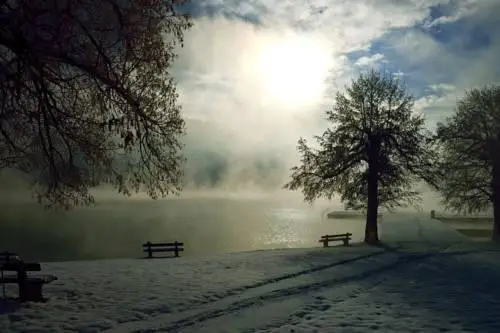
[285,70,436,244]
[434,86,500,240]
[0,0,192,208]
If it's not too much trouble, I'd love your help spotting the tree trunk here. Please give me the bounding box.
[493,200,500,242]
[365,145,380,245]
[492,164,500,242]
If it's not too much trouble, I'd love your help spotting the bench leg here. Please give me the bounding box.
[342,239,349,246]
[322,240,328,248]
[19,282,44,302]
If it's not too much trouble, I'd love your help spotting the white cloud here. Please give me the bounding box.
[176,17,334,149]
[429,83,456,93]
[414,92,460,128]
[423,0,497,28]
[176,0,448,132]
[355,53,385,67]
[199,0,446,52]
[175,0,442,190]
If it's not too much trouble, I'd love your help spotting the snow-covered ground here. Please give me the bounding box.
[1,214,500,333]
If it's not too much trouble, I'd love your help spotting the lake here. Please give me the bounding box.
[0,197,368,261]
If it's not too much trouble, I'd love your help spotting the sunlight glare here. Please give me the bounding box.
[255,34,332,107]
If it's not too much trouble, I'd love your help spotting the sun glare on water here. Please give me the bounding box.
[255,34,332,106]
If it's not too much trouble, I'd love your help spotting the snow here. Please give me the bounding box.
[380,212,470,244]
[1,214,500,333]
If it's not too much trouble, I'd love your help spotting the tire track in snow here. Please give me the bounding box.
[197,248,390,299]
[130,251,435,333]
[247,271,390,332]
[104,249,393,333]
[133,249,391,315]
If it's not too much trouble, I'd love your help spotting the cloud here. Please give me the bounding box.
[429,83,456,93]
[422,0,498,28]
[188,0,444,50]
[167,0,500,201]
[173,1,450,190]
[362,0,500,129]
[173,17,336,190]
[355,53,386,67]
[176,19,331,130]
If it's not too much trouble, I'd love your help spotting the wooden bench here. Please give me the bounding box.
[143,241,184,258]
[319,233,352,247]
[0,251,57,302]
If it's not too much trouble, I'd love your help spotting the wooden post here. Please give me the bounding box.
[146,242,153,258]
[19,280,44,302]
[174,241,179,257]
[16,262,28,302]
[345,233,351,246]
[1,268,5,299]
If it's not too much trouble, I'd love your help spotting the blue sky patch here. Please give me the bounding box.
[180,1,266,26]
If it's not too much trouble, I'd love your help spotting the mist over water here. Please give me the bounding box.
[0,196,370,262]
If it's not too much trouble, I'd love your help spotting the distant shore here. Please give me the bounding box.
[326,211,382,219]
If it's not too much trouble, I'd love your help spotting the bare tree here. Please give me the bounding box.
[0,0,192,208]
[434,86,500,241]
[285,70,436,244]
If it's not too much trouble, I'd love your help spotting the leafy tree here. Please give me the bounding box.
[284,70,436,244]
[434,86,500,241]
[0,0,192,208]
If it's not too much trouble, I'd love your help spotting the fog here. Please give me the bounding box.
[0,195,351,261]
[0,11,454,261]
[175,18,337,192]
[0,171,442,262]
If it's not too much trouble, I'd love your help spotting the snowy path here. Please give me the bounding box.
[102,245,500,333]
[105,248,393,333]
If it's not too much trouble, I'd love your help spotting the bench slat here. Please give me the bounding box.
[143,248,184,252]
[0,276,20,284]
[318,238,350,242]
[142,242,184,247]
[0,251,18,258]
[28,275,57,284]
[0,275,57,284]
[320,237,351,240]
[1,262,41,271]
[320,233,352,238]
[0,252,20,264]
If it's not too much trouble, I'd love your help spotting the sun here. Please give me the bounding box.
[255,34,331,106]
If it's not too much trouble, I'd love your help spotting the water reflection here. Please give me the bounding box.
[0,198,367,261]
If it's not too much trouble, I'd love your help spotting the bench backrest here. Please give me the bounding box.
[321,233,352,239]
[142,242,184,252]
[143,242,184,247]
[1,262,41,272]
[0,251,20,264]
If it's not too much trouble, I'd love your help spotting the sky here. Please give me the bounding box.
[2,0,500,205]
[168,0,500,196]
